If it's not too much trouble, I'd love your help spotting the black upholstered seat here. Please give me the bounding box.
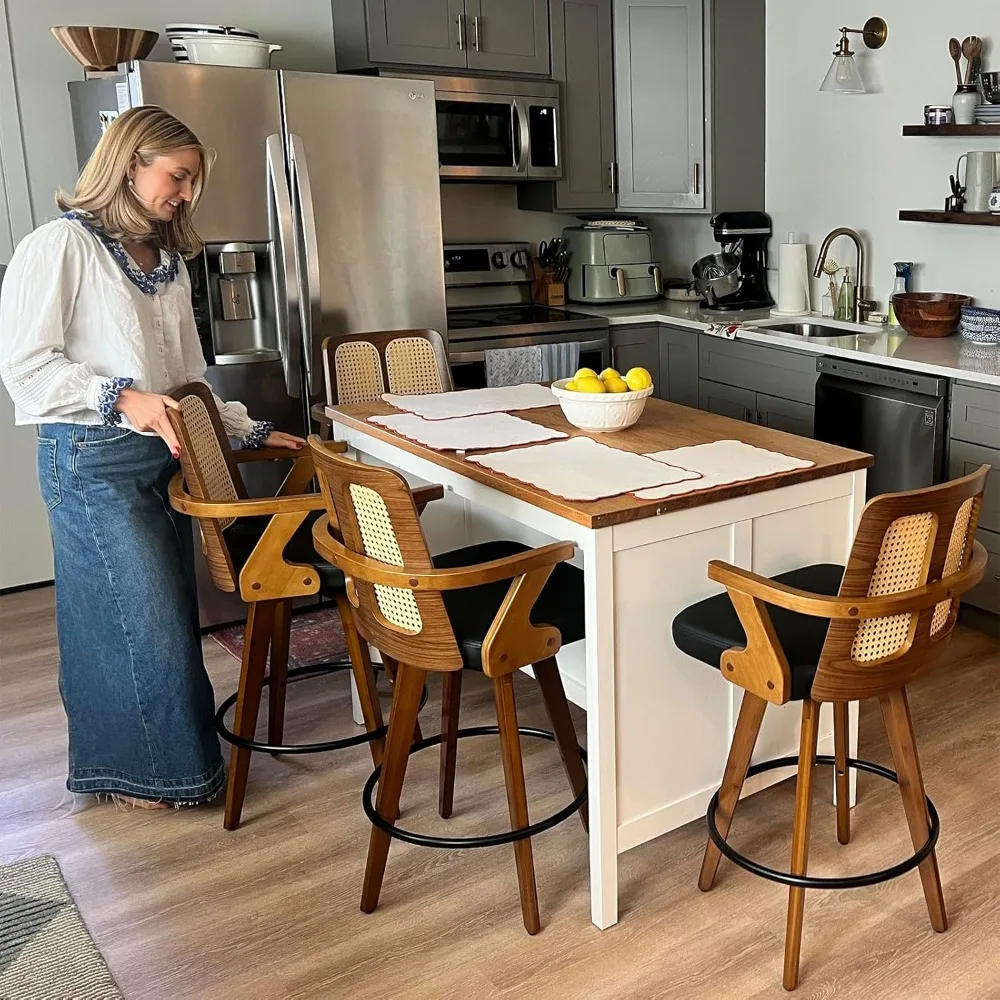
[671,564,845,701]
[223,511,346,594]
[433,540,586,672]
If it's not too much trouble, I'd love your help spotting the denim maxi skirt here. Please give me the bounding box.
[36,424,224,802]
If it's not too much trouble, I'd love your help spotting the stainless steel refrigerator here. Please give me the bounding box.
[69,62,447,626]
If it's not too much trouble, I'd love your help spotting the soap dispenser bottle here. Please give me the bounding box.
[887,262,913,327]
[836,267,855,322]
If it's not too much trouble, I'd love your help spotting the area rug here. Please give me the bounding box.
[211,603,347,669]
[0,855,121,999]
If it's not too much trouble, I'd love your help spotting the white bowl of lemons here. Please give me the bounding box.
[551,366,654,433]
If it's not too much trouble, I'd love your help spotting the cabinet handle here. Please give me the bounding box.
[457,14,465,50]
[608,160,618,194]
[472,15,481,51]
[755,410,765,425]
[694,162,700,195]
[743,406,752,422]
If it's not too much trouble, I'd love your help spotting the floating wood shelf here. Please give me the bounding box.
[899,210,1000,226]
[902,124,1000,137]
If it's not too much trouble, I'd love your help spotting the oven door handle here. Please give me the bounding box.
[512,99,529,174]
[449,337,609,365]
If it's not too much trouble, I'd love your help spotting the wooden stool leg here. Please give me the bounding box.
[336,593,385,768]
[833,701,851,846]
[880,688,947,933]
[438,669,463,819]
[224,601,275,831]
[493,673,540,935]
[383,654,423,745]
[267,600,292,752]
[699,693,767,891]
[534,657,588,833]
[361,662,427,914]
[783,698,820,992]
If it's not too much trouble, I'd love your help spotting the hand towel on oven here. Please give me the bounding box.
[485,345,543,387]
[539,341,581,382]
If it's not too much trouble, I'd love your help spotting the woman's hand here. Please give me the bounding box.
[115,388,182,457]
[264,430,306,451]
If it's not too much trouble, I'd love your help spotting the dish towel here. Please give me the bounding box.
[485,346,543,387]
[539,342,581,382]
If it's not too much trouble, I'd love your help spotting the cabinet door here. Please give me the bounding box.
[699,379,754,422]
[963,527,1000,614]
[699,337,818,405]
[549,0,615,210]
[613,0,705,210]
[755,392,814,439]
[951,382,1000,450]
[366,0,468,68]
[610,325,660,386]
[658,325,699,407]
[465,0,550,74]
[948,439,1000,535]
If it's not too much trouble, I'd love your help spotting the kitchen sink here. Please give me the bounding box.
[764,322,862,339]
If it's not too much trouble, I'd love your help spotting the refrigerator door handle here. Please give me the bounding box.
[288,133,323,399]
[266,133,301,397]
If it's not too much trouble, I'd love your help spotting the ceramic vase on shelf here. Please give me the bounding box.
[952,84,978,125]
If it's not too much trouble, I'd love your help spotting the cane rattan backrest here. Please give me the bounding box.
[811,465,989,701]
[322,329,452,407]
[169,383,248,592]
[310,441,463,671]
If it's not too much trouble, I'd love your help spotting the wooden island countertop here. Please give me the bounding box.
[325,397,872,530]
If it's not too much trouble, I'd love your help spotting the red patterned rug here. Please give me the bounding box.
[210,604,347,670]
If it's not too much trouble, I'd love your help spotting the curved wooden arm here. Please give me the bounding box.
[412,483,445,511]
[232,443,344,463]
[708,543,989,620]
[312,516,574,591]
[168,472,326,519]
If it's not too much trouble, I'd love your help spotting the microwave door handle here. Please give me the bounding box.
[266,133,300,397]
[512,100,529,174]
[289,133,323,398]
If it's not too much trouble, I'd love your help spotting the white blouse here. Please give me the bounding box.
[0,216,263,442]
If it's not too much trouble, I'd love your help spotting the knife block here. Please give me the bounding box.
[529,258,565,307]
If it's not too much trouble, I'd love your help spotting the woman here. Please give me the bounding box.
[0,106,303,807]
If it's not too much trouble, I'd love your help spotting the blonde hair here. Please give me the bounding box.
[57,105,210,257]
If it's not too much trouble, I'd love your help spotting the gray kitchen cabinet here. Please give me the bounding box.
[519,0,615,212]
[951,382,1000,450]
[948,440,999,535]
[613,0,705,211]
[699,379,755,422]
[755,392,815,438]
[610,325,660,389]
[699,336,818,406]
[610,0,765,214]
[658,324,699,408]
[465,0,550,75]
[964,528,1000,615]
[364,0,468,68]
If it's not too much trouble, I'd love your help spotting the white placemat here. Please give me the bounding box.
[367,411,567,451]
[634,439,815,500]
[467,437,701,501]
[381,383,556,420]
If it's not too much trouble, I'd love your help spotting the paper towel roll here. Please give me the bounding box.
[776,238,810,315]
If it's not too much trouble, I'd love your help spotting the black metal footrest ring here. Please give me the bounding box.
[216,660,427,756]
[706,754,939,890]
[362,725,588,849]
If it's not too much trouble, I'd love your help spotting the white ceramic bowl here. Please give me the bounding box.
[177,36,281,68]
[551,378,654,433]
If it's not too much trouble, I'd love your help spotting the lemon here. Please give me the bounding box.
[574,375,607,394]
[563,379,578,391]
[598,367,620,382]
[603,375,629,393]
[624,367,653,391]
[574,367,598,380]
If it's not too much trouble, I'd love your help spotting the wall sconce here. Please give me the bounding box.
[820,16,888,94]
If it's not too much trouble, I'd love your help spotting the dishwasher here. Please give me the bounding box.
[814,357,948,499]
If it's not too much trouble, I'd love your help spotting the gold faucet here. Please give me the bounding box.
[812,228,876,323]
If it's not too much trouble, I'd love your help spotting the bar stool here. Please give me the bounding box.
[167,384,440,829]
[308,438,588,934]
[671,467,989,990]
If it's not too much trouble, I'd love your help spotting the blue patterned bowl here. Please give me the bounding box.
[959,305,1000,345]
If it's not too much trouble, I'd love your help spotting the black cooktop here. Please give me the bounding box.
[447,304,599,332]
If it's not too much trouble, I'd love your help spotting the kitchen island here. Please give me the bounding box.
[327,396,871,930]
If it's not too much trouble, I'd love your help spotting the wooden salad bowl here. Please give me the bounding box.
[51,26,158,72]
[891,292,972,338]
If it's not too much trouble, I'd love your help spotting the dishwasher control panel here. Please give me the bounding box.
[815,357,947,397]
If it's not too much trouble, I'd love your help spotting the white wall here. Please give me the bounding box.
[766,0,1000,308]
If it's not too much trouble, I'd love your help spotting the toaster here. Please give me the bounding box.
[562,223,663,303]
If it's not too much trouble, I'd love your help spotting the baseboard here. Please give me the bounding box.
[0,579,53,596]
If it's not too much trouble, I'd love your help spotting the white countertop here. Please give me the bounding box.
[570,301,1000,388]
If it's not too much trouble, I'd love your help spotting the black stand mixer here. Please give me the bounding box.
[693,211,775,311]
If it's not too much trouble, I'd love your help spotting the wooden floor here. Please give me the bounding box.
[1,586,998,1000]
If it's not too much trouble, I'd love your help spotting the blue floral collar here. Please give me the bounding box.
[63,211,180,296]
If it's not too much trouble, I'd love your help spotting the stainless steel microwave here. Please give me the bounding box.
[384,72,561,181]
